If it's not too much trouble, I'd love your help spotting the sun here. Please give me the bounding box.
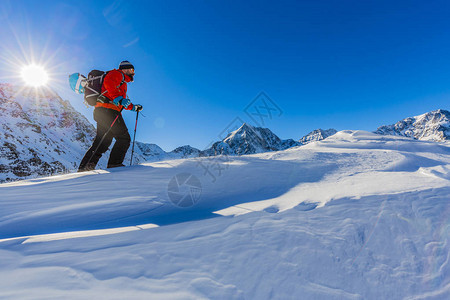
[21,64,49,87]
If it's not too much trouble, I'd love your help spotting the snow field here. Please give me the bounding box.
[0,130,448,299]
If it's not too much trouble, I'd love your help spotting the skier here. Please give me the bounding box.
[78,61,143,172]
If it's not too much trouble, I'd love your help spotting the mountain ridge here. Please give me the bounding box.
[375,109,449,142]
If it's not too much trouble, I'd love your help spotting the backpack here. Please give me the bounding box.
[68,73,86,94]
[83,70,125,106]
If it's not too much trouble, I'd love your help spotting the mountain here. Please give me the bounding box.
[299,128,338,145]
[170,145,202,158]
[203,123,300,156]
[375,109,450,142]
[202,125,339,156]
[131,142,169,163]
[0,84,96,182]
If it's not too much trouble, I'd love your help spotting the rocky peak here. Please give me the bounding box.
[299,128,338,145]
[375,109,449,142]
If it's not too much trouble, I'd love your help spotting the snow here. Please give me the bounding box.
[0,130,449,299]
[0,84,97,181]
[375,109,450,142]
[298,128,337,145]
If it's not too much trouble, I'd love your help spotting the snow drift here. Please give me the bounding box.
[0,130,449,299]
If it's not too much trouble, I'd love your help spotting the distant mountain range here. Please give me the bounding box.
[0,83,448,182]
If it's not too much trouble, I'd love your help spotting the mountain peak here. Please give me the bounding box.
[430,108,448,114]
[240,122,254,129]
[205,123,298,156]
[375,109,449,142]
[223,123,257,143]
[170,145,202,158]
[234,122,256,134]
[415,108,449,120]
[299,128,338,145]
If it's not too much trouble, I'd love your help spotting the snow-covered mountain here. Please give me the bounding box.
[202,125,339,156]
[170,145,202,158]
[0,84,96,182]
[132,143,203,161]
[299,128,338,145]
[375,109,450,142]
[131,142,169,162]
[203,123,299,156]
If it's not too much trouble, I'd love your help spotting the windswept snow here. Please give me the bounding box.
[0,130,449,299]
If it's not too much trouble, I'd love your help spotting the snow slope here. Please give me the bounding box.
[0,130,449,299]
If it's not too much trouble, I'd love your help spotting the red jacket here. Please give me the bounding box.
[95,69,133,112]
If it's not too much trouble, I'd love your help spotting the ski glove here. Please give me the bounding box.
[132,104,143,112]
[112,96,123,106]
[112,96,131,107]
[121,98,131,107]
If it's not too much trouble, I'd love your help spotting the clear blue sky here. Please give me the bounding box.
[1,0,449,151]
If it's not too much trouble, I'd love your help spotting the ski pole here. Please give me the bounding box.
[130,110,140,166]
[86,107,124,166]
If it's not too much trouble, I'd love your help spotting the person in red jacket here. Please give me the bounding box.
[78,61,143,172]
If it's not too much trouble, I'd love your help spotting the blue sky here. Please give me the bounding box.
[1,0,449,151]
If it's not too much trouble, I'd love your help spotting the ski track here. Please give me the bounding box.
[0,130,449,299]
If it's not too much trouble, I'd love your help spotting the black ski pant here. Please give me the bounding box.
[78,107,131,171]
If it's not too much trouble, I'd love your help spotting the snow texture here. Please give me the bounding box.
[0,130,449,299]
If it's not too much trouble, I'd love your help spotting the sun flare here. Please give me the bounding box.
[21,64,49,87]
